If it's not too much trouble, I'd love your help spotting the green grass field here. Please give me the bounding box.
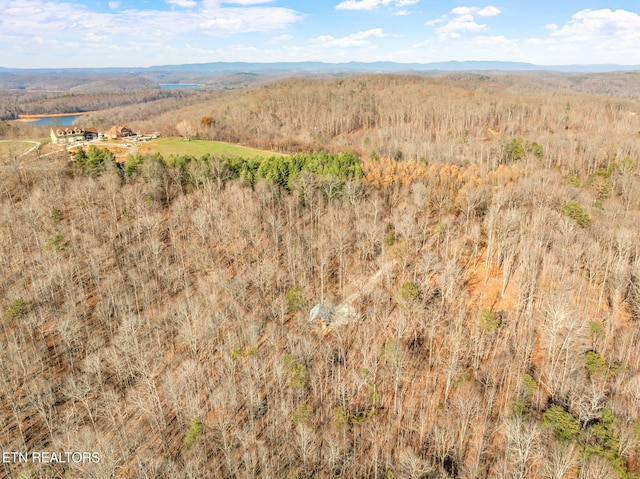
[139,137,281,159]
[0,140,39,159]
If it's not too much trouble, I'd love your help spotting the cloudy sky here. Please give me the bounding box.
[1,0,640,68]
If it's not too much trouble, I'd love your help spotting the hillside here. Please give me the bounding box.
[2,74,640,478]
[130,73,640,159]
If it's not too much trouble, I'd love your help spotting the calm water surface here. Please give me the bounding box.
[159,84,201,89]
[32,115,83,126]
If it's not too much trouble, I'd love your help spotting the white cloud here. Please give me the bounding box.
[413,39,432,48]
[450,6,500,16]
[108,1,120,8]
[4,5,43,16]
[83,32,109,43]
[0,0,303,38]
[436,14,486,39]
[550,9,640,41]
[0,0,305,67]
[428,5,501,40]
[335,0,418,11]
[450,7,472,15]
[477,6,500,17]
[525,37,557,46]
[540,9,640,63]
[198,7,299,31]
[425,15,447,27]
[223,0,275,4]
[336,0,384,10]
[167,0,197,7]
[508,10,640,65]
[311,28,387,48]
[272,34,292,41]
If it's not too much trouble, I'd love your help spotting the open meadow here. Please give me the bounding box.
[137,137,281,159]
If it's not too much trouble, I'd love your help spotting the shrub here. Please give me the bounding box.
[332,406,348,429]
[231,345,257,360]
[400,281,419,302]
[292,401,312,426]
[285,285,303,313]
[502,138,544,163]
[512,374,536,418]
[74,145,115,177]
[589,321,606,346]
[5,299,29,321]
[502,138,526,163]
[479,309,501,331]
[542,405,581,442]
[50,207,64,226]
[530,141,544,158]
[561,201,591,228]
[182,416,204,451]
[585,351,607,379]
[384,231,396,246]
[511,395,528,419]
[284,355,307,390]
[583,409,629,478]
[124,153,144,176]
[522,374,536,396]
[566,175,582,188]
[480,309,502,332]
[46,233,67,251]
[618,156,637,173]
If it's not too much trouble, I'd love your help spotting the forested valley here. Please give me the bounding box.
[2,72,640,478]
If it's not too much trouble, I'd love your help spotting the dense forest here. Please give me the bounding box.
[1,73,640,478]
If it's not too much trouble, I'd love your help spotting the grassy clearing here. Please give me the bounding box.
[0,140,37,159]
[139,137,281,159]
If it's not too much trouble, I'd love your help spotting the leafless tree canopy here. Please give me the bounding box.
[2,72,640,478]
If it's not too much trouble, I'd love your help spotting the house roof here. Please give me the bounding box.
[106,125,132,136]
[52,127,85,137]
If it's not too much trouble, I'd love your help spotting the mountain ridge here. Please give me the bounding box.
[1,60,639,74]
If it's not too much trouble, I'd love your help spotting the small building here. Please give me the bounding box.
[105,125,134,139]
[50,127,91,145]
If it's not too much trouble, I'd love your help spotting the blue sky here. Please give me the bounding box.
[1,0,640,68]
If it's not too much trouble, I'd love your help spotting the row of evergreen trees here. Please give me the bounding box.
[74,146,363,191]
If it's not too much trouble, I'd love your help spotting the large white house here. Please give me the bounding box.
[50,127,99,145]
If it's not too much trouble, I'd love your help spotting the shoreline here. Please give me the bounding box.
[16,112,92,123]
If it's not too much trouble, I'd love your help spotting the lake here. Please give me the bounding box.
[20,114,83,126]
[159,84,202,89]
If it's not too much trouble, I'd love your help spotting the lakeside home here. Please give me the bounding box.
[50,127,99,144]
[105,125,134,139]
[50,124,136,144]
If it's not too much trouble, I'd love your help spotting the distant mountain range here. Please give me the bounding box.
[1,60,639,75]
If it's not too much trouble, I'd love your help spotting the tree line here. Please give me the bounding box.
[75,146,363,193]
